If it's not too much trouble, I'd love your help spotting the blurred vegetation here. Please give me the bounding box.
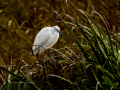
[0,0,120,90]
[0,0,67,64]
[0,0,120,64]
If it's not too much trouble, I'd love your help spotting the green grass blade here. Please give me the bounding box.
[86,0,91,14]
[92,69,102,88]
[54,11,89,60]
[7,75,12,90]
[0,67,39,90]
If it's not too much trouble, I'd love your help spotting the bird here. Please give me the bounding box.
[31,26,65,62]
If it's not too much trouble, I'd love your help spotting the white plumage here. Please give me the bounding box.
[32,26,64,55]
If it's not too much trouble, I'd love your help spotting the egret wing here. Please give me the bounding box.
[34,31,51,46]
[32,27,52,55]
[32,31,51,55]
[33,27,52,46]
[35,27,52,39]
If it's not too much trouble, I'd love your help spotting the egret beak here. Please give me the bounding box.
[57,30,65,38]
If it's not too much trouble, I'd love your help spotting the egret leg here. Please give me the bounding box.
[36,48,41,64]
[30,48,34,55]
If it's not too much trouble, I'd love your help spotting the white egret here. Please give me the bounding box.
[31,26,65,62]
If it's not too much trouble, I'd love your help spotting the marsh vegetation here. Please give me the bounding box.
[0,0,120,90]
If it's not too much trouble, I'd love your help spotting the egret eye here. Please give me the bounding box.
[53,26,65,38]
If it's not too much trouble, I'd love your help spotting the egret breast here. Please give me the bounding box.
[44,32,59,49]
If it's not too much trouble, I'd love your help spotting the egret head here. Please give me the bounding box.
[53,26,60,31]
[53,26,65,38]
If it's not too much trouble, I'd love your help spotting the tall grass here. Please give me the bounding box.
[0,0,120,90]
[54,0,120,89]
